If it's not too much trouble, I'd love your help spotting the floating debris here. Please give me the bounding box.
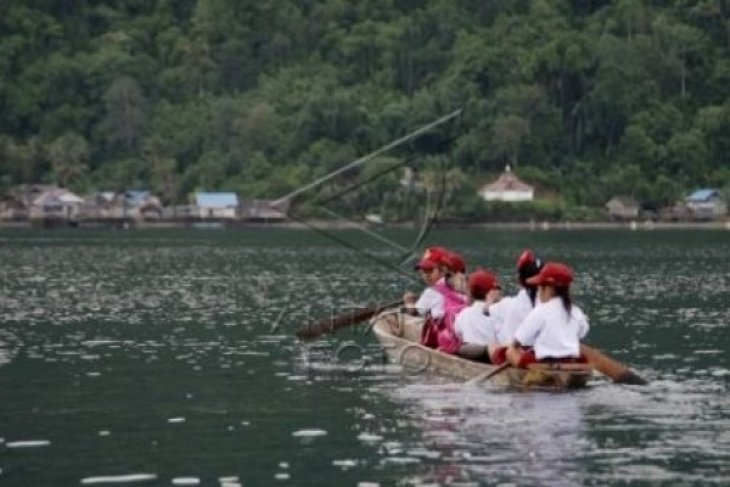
[291,429,327,438]
[80,473,158,484]
[6,440,51,448]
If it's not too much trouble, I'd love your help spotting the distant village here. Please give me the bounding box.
[477,166,728,223]
[0,167,727,228]
[0,185,289,228]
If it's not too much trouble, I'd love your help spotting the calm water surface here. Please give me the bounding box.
[0,229,728,486]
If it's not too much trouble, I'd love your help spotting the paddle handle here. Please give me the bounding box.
[295,299,403,341]
[467,362,511,385]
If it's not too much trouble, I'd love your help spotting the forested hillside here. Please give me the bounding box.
[1,0,729,218]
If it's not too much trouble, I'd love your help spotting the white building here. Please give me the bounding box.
[478,166,534,202]
[195,192,240,219]
[31,188,85,218]
[685,189,727,220]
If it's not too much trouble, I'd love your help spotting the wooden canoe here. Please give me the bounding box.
[370,310,592,390]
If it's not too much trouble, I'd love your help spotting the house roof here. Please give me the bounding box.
[33,189,84,206]
[195,192,239,207]
[246,199,289,218]
[480,166,533,193]
[686,189,720,202]
[11,184,60,206]
[606,196,638,208]
[124,190,151,205]
[100,191,116,202]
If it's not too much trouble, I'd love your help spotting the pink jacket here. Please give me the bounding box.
[433,279,467,354]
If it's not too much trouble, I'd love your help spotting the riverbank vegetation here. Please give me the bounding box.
[1,1,729,221]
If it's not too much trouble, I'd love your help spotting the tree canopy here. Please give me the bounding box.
[1,0,728,217]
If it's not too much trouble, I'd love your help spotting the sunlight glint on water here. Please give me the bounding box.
[0,229,727,485]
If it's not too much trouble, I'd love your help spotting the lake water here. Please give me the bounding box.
[0,228,728,486]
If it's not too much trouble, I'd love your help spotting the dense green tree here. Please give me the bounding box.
[664,129,709,183]
[615,125,657,172]
[489,115,530,167]
[143,136,179,203]
[602,164,644,199]
[695,102,730,170]
[0,0,727,219]
[651,15,706,99]
[99,76,147,153]
[642,174,681,209]
[47,133,89,189]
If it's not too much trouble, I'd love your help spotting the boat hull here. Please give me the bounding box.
[370,311,591,390]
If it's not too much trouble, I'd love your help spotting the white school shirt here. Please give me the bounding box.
[454,300,499,346]
[492,288,536,345]
[414,279,445,320]
[513,297,590,359]
[487,296,512,344]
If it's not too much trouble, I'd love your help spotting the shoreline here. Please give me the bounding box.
[1,219,728,231]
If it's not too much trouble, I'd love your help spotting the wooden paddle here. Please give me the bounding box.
[580,344,647,385]
[466,362,511,385]
[468,346,647,386]
[295,299,403,341]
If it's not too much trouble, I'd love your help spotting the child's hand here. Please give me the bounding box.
[485,289,501,305]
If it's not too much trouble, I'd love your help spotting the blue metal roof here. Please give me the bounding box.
[124,190,150,205]
[686,189,719,202]
[195,192,239,207]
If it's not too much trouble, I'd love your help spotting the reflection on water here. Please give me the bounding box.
[373,375,730,485]
[0,229,728,485]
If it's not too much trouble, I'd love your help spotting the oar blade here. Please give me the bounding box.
[295,308,373,341]
[580,344,647,385]
[614,369,648,385]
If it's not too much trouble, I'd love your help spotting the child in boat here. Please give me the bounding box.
[443,251,467,295]
[402,246,450,320]
[453,269,502,362]
[403,247,467,351]
[487,249,544,364]
[506,262,589,368]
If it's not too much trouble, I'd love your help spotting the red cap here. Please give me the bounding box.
[468,268,500,297]
[415,246,449,270]
[517,249,537,270]
[526,262,573,287]
[416,258,438,271]
[444,251,466,274]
